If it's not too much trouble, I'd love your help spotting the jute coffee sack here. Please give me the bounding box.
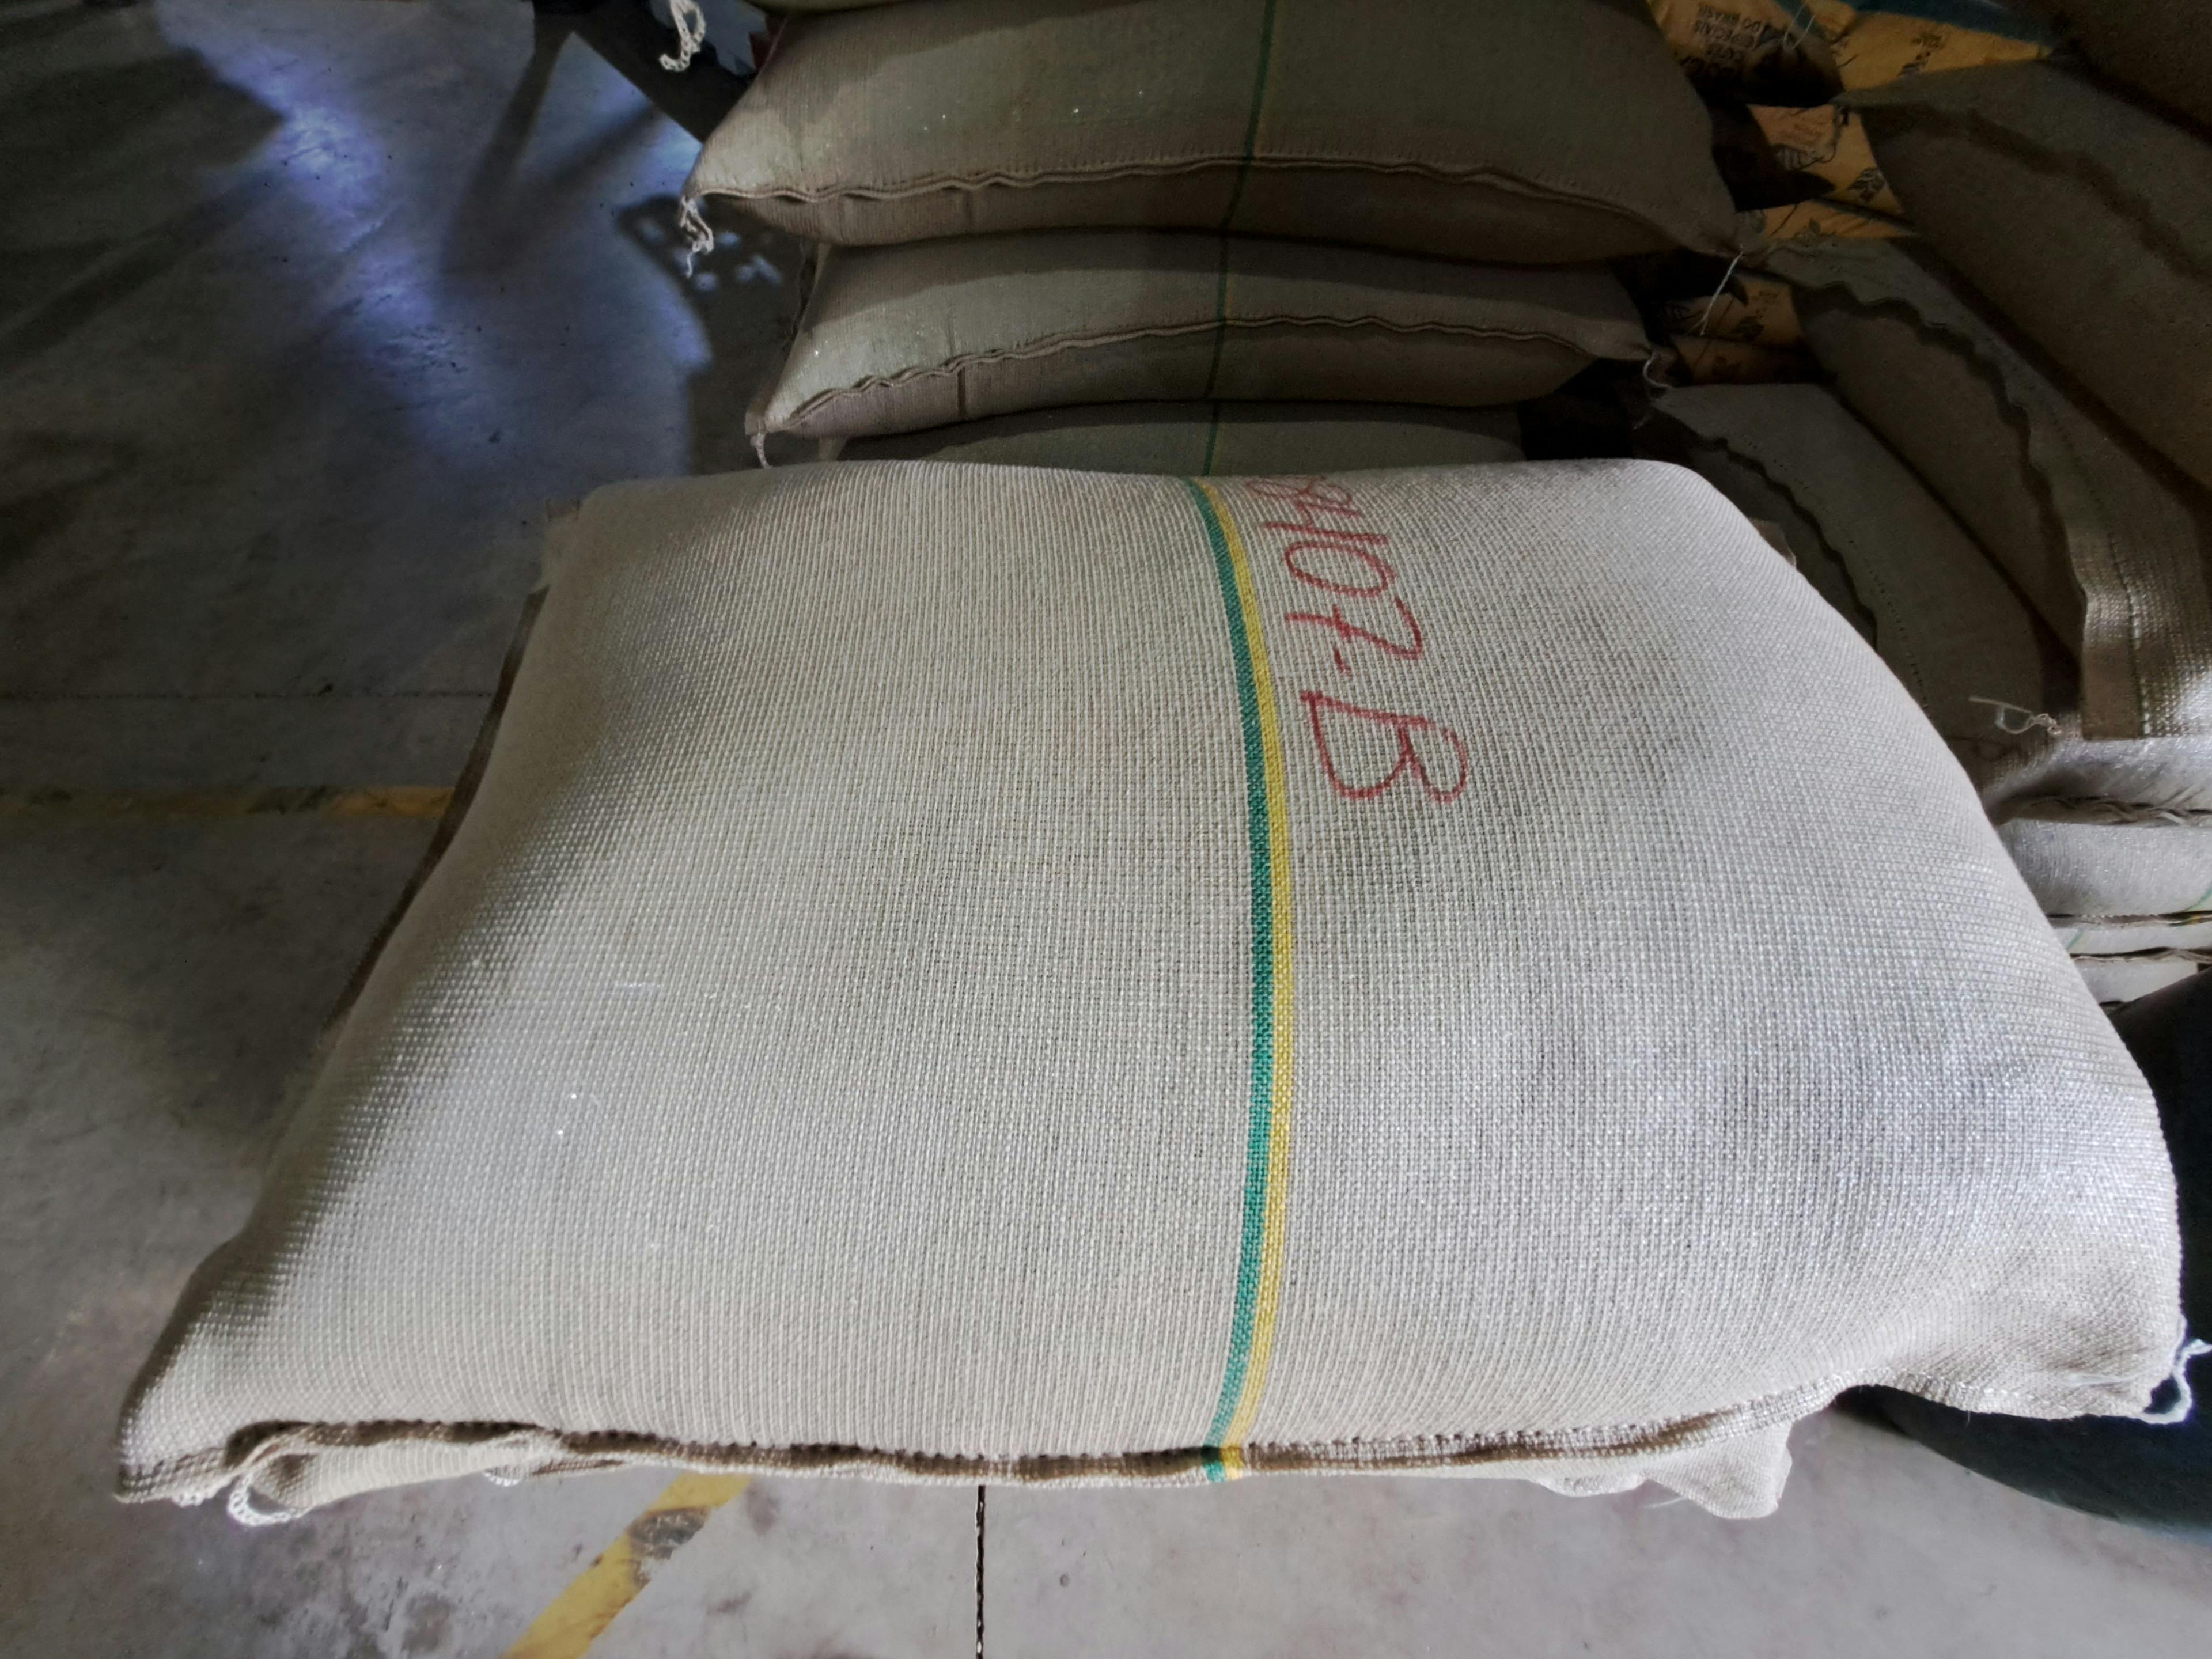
[842,402,1522,474]
[1853,63,2212,494]
[685,0,1741,262]
[752,233,1646,442]
[120,461,2180,1522]
[1649,384,2212,816]
[1771,239,2212,743]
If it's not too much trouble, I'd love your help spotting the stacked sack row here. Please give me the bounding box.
[674,0,1742,472]
[1630,0,2212,1004]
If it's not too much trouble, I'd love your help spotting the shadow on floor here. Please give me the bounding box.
[0,28,281,347]
[618,194,805,476]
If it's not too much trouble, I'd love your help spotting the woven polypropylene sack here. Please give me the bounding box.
[842,403,1522,474]
[1854,63,2212,494]
[685,0,1740,262]
[1649,383,2212,816]
[751,232,1647,441]
[118,461,2181,1523]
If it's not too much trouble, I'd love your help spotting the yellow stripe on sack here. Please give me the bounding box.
[1195,480,1298,1471]
[501,1472,750,1659]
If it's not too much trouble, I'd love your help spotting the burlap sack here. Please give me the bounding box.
[1854,63,2212,494]
[2018,0,2212,131]
[753,233,1647,441]
[1650,384,2212,815]
[118,461,2180,1522]
[843,403,1522,474]
[1771,239,2212,743]
[686,0,1741,262]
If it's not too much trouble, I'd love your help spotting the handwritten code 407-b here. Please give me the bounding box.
[1244,476,1471,805]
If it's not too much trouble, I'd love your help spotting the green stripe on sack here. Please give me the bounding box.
[1203,0,1279,397]
[1181,479,1287,1483]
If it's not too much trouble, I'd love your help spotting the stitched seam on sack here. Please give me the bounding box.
[1675,431,1883,643]
[2050,907,2212,926]
[1670,422,2039,763]
[118,1362,2141,1504]
[702,158,1707,248]
[1800,280,2155,736]
[138,1412,1802,1495]
[1847,113,2212,734]
[2009,794,2212,825]
[1862,103,2212,289]
[784,317,1612,428]
[2070,946,2212,963]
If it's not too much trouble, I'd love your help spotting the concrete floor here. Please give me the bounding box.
[2,1,2207,1653]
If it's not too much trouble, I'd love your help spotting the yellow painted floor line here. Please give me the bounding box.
[0,786,453,819]
[502,1472,751,1659]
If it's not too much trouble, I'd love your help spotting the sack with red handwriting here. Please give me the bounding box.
[119,459,2181,1525]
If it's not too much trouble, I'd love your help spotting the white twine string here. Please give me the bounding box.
[1969,695,2062,737]
[226,1478,305,1528]
[2142,1337,2211,1426]
[661,0,707,74]
[1697,251,1748,335]
[675,194,714,279]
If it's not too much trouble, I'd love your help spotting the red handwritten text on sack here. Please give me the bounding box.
[1243,477,1469,804]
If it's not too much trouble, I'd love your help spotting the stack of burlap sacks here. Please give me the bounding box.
[1630,0,2212,1004]
[679,0,2211,1006]
[107,0,2206,1524]
[677,0,1740,469]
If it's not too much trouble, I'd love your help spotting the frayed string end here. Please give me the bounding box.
[660,0,707,73]
[1696,250,1747,335]
[2142,1336,2211,1426]
[1968,695,2062,737]
[226,1478,304,1528]
[676,194,714,279]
